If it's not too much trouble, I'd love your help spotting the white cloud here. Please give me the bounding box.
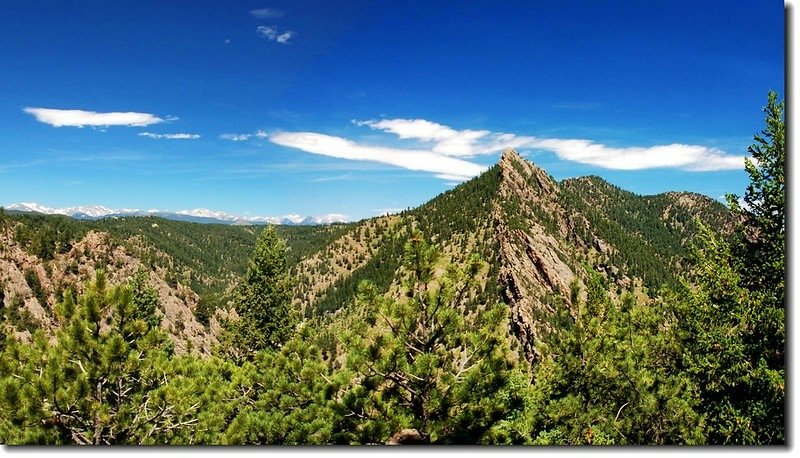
[356,117,744,172]
[250,8,283,19]
[357,119,490,157]
[269,132,486,181]
[357,118,539,158]
[268,118,744,181]
[139,132,200,140]
[528,138,744,171]
[275,32,294,44]
[220,130,270,142]
[23,107,163,128]
[220,133,252,141]
[257,26,295,44]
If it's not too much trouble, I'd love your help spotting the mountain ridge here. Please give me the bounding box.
[291,148,733,362]
[3,202,351,226]
[0,149,733,363]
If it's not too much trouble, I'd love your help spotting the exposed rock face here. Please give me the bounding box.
[495,149,580,362]
[0,227,214,354]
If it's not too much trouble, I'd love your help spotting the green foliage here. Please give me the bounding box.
[669,92,785,444]
[726,90,785,303]
[559,178,730,292]
[675,225,784,443]
[220,226,296,361]
[524,274,703,445]
[337,231,523,444]
[3,213,349,325]
[128,267,161,329]
[0,271,205,444]
[24,268,48,310]
[412,166,500,245]
[672,223,784,444]
[4,294,40,334]
[194,292,221,327]
[11,214,79,261]
[313,225,407,315]
[274,223,355,266]
[221,326,345,444]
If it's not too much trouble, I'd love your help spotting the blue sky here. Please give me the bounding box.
[0,1,785,220]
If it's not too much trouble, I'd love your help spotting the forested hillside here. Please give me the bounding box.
[0,92,785,445]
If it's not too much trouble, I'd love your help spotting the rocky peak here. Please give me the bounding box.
[500,147,523,162]
[493,150,578,363]
[498,148,558,197]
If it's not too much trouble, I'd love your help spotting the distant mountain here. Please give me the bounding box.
[3,202,350,226]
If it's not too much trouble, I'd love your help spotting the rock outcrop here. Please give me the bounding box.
[0,227,214,354]
[495,149,580,362]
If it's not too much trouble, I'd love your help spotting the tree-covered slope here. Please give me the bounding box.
[1,149,733,362]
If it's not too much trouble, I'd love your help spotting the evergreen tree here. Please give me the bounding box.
[727,90,785,297]
[0,271,208,444]
[128,267,161,329]
[221,325,345,445]
[525,275,703,445]
[337,231,524,444]
[674,91,785,444]
[220,226,296,361]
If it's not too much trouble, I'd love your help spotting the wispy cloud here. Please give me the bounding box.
[310,173,354,183]
[269,117,744,182]
[356,119,492,157]
[24,107,164,128]
[354,118,744,172]
[528,138,743,171]
[355,118,541,158]
[250,8,283,19]
[257,26,295,44]
[139,132,200,140]
[0,159,48,173]
[220,130,269,141]
[269,132,486,181]
[220,133,252,141]
[66,153,150,163]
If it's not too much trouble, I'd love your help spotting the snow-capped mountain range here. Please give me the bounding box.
[3,202,350,226]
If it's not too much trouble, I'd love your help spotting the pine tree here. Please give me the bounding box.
[675,91,785,444]
[220,226,296,361]
[526,275,703,445]
[221,325,345,445]
[0,271,203,444]
[337,231,523,444]
[727,90,785,297]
